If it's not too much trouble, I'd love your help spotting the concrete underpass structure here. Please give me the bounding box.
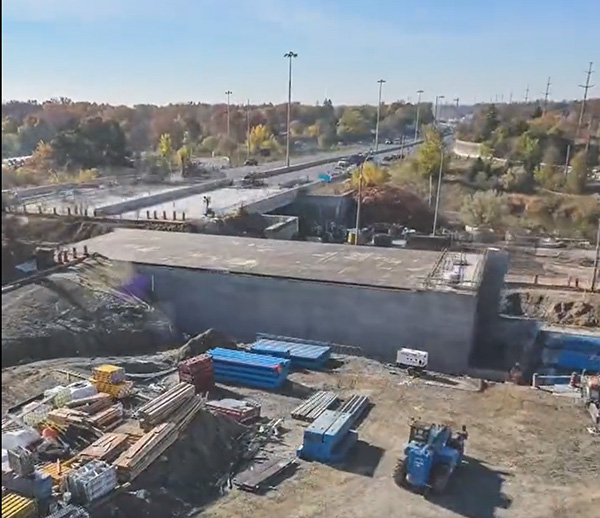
[77,229,508,374]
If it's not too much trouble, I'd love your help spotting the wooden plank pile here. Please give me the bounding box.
[89,404,124,430]
[291,391,338,422]
[135,383,195,431]
[233,455,297,493]
[65,393,113,415]
[113,422,178,482]
[78,433,129,463]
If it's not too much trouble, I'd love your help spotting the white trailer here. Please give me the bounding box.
[396,348,429,373]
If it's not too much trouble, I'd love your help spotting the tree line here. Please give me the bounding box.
[2,98,435,165]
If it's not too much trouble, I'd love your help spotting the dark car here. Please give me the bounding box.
[244,158,258,166]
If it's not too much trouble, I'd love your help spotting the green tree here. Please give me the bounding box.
[158,133,173,158]
[336,109,370,141]
[534,145,564,190]
[566,150,589,194]
[460,190,507,227]
[415,126,446,179]
[481,104,500,140]
[201,135,219,154]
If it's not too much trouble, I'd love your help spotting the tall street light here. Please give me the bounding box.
[246,99,251,159]
[414,89,424,141]
[374,79,386,152]
[431,140,445,236]
[434,94,445,126]
[284,51,298,168]
[225,90,233,137]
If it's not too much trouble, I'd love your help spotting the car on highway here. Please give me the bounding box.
[384,139,393,145]
[336,159,350,169]
[244,158,258,166]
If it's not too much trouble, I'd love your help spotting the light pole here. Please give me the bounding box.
[374,79,386,152]
[434,95,445,126]
[284,51,298,168]
[431,140,445,236]
[225,90,232,137]
[246,99,251,159]
[414,89,424,141]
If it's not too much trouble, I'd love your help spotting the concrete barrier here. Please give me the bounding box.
[96,178,232,216]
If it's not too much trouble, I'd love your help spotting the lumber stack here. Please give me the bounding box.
[65,393,113,415]
[167,395,204,431]
[88,403,123,430]
[178,354,214,393]
[78,433,129,463]
[113,422,178,482]
[291,391,338,422]
[136,383,195,430]
[47,408,91,428]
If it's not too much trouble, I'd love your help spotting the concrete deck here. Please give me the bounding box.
[76,229,483,292]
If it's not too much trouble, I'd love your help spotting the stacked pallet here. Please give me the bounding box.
[47,408,91,428]
[65,393,113,415]
[46,504,90,518]
[208,348,291,389]
[178,354,214,393]
[291,391,338,422]
[206,399,260,423]
[65,460,117,504]
[136,383,195,430]
[113,422,178,482]
[1,492,37,518]
[78,433,129,463]
[90,365,133,399]
[250,337,331,369]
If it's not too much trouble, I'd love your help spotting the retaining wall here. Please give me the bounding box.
[96,178,232,216]
[137,263,478,374]
[263,215,299,240]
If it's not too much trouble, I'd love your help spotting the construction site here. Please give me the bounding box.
[2,155,599,518]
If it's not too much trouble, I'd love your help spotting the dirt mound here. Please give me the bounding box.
[96,409,247,517]
[356,185,437,232]
[171,329,238,363]
[502,290,600,328]
[2,258,178,367]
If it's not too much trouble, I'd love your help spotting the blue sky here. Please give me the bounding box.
[2,0,598,106]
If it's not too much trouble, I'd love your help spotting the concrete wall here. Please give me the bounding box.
[263,215,299,240]
[96,178,232,216]
[138,264,478,374]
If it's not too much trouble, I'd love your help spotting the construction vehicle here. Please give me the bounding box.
[394,421,468,493]
[581,373,599,432]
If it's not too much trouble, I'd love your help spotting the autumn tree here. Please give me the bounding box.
[158,133,173,159]
[460,191,507,228]
[350,162,390,188]
[247,124,274,154]
[415,126,446,179]
[566,150,589,194]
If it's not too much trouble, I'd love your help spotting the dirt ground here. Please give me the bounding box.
[2,353,597,518]
[200,358,598,518]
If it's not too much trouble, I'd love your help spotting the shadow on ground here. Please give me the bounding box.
[427,456,512,518]
[335,440,385,478]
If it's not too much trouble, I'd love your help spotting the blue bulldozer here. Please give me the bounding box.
[393,421,468,493]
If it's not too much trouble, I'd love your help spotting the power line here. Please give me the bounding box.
[577,61,595,137]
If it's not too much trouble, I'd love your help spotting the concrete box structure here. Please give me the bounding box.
[76,229,499,374]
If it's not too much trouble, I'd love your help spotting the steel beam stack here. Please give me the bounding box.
[208,348,291,389]
[297,410,357,463]
[250,336,331,369]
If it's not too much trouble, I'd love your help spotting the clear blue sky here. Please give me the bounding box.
[2,0,598,106]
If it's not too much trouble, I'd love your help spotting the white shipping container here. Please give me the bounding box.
[396,348,428,369]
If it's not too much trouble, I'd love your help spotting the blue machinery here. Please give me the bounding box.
[394,422,468,493]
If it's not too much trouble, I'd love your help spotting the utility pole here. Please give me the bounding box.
[432,141,445,236]
[414,89,424,141]
[434,95,445,126]
[225,90,232,137]
[543,77,551,115]
[592,220,600,292]
[374,79,386,152]
[284,51,298,168]
[577,61,595,137]
[563,144,572,177]
[525,84,530,103]
[246,99,251,159]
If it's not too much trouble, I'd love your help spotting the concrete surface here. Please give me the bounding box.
[118,186,281,220]
[138,263,478,373]
[75,228,484,292]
